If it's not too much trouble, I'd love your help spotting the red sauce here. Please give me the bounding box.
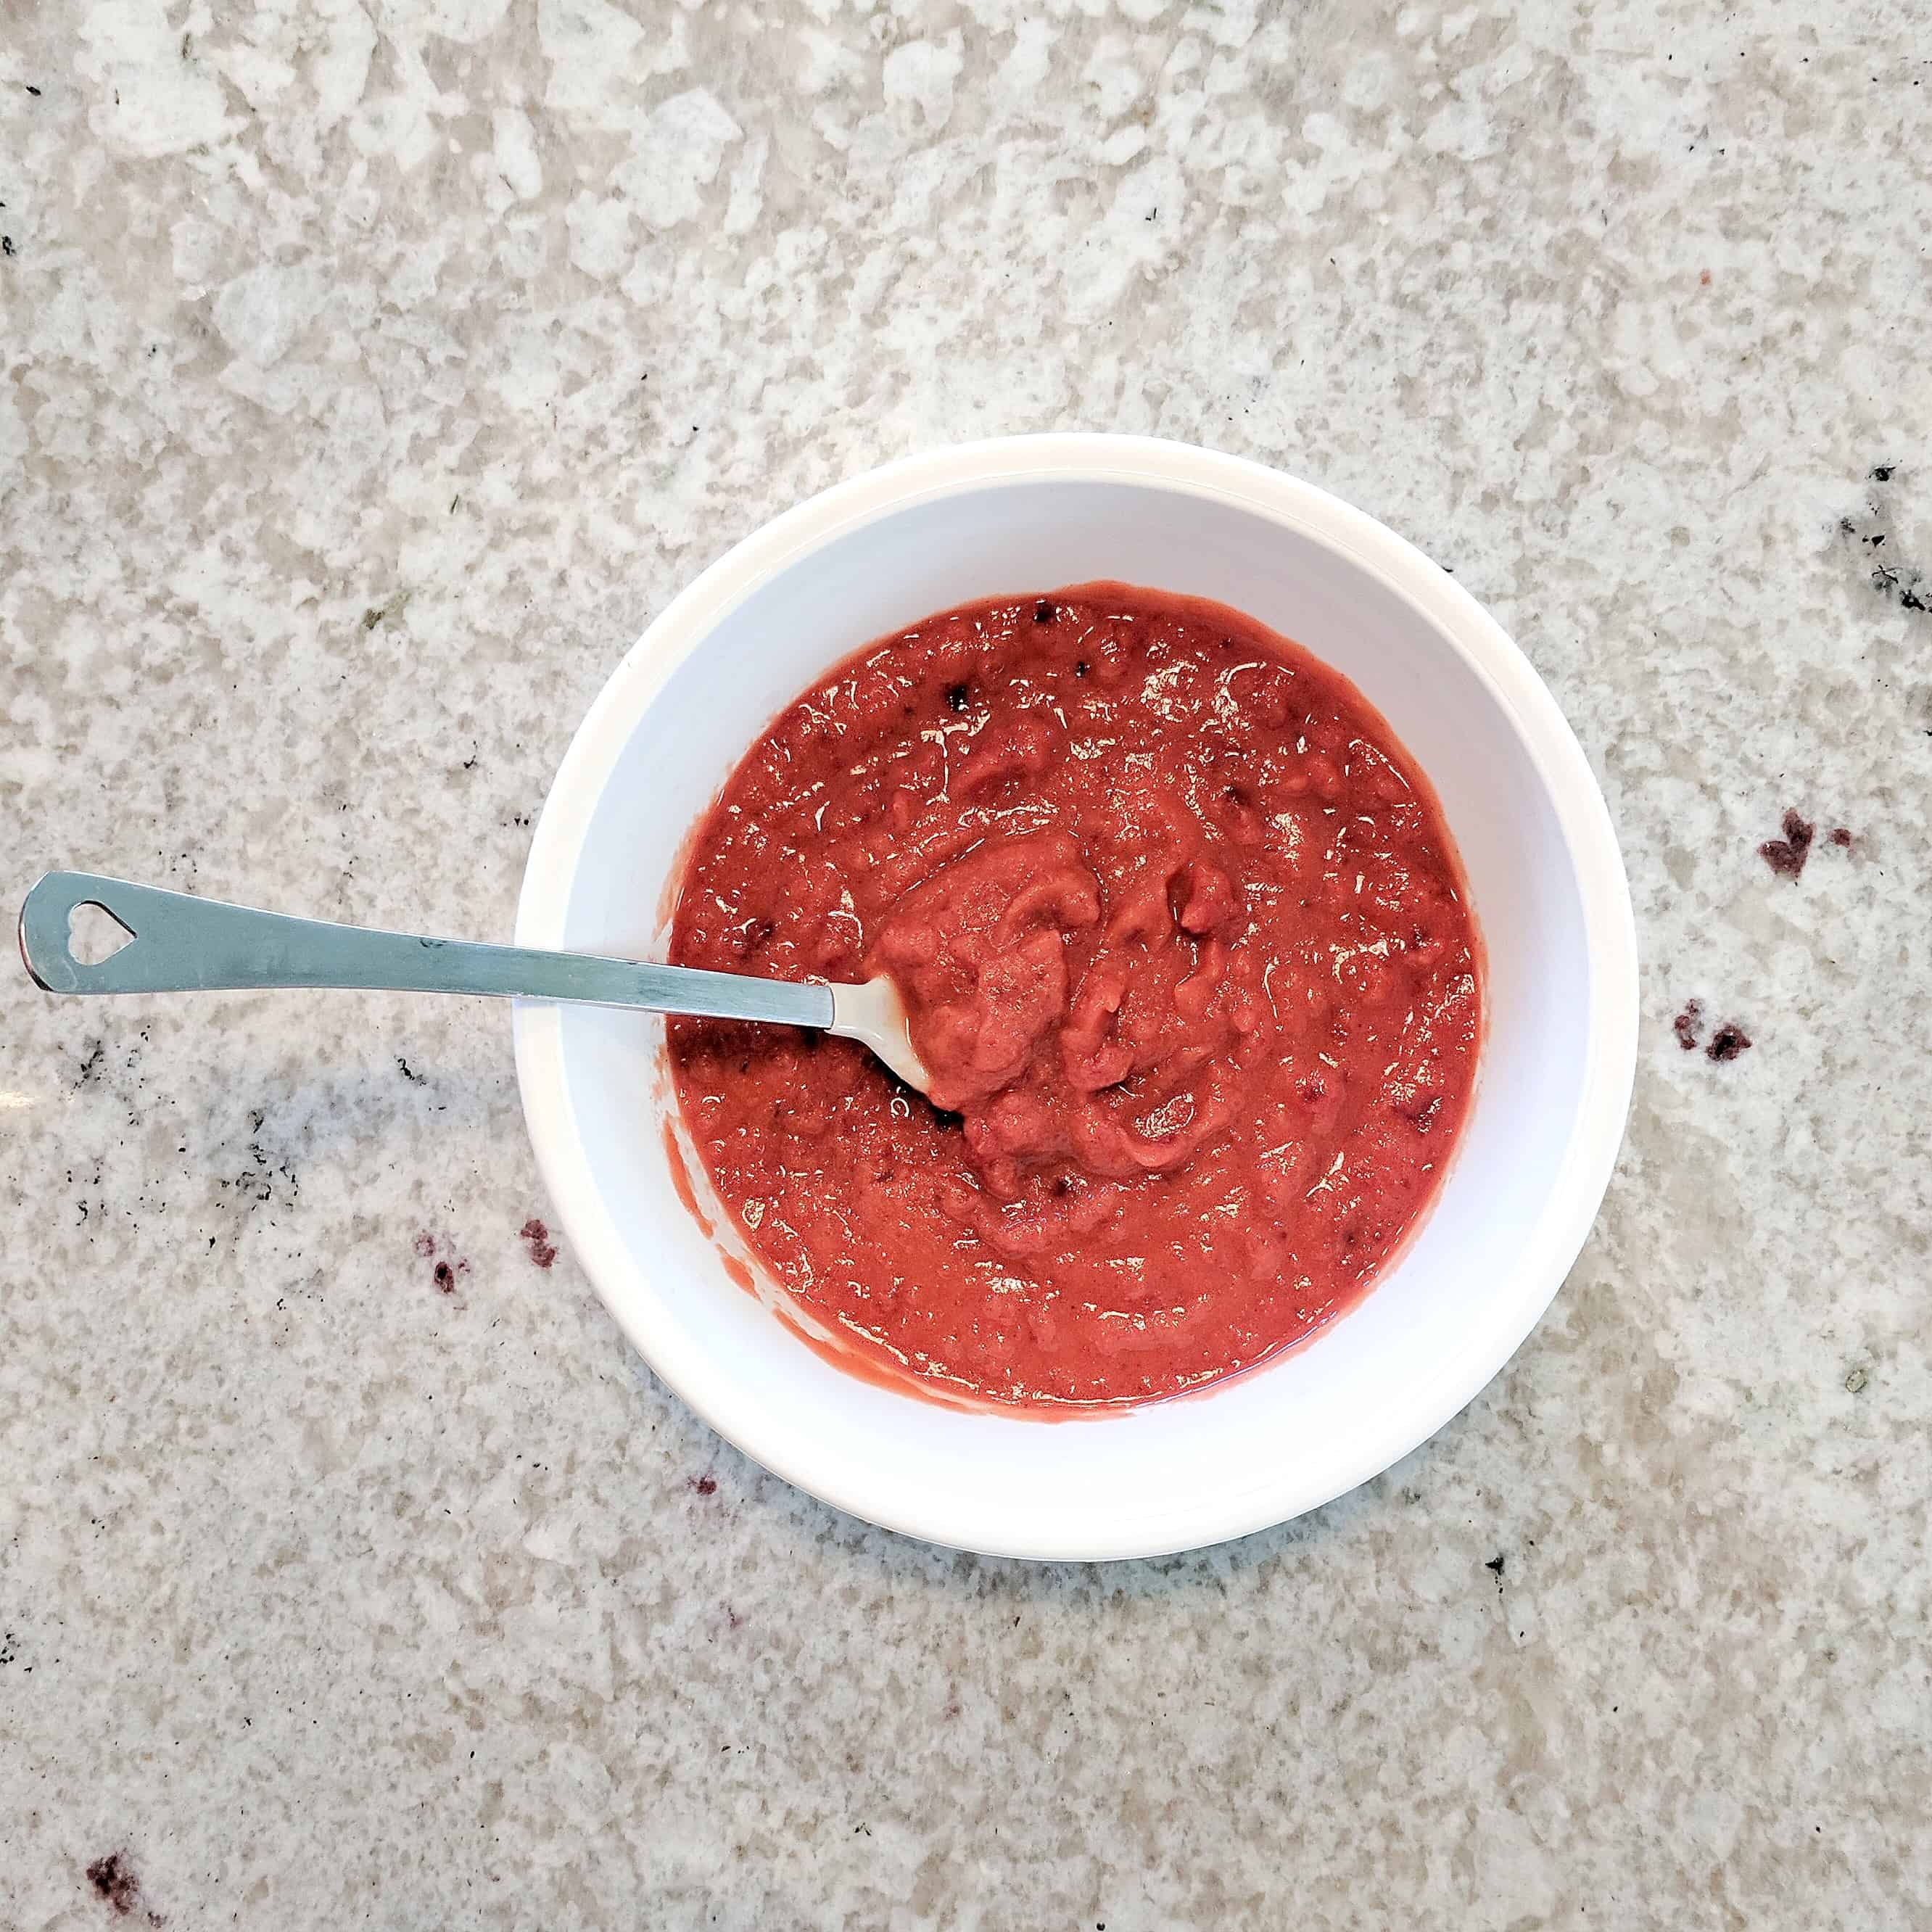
[668,585,1482,1410]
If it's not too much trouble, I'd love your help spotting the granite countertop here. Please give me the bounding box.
[3,2,1927,1925]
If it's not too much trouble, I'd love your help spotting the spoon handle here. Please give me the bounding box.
[17,870,834,1030]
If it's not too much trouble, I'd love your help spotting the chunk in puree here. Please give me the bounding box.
[669,585,1482,1409]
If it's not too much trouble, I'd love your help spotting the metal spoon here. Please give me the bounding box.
[17,870,932,1094]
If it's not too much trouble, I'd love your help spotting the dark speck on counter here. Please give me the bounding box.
[1870,562,1928,611]
[84,1851,161,1923]
[1706,1023,1752,1064]
[1759,809,1815,878]
[1837,484,1929,611]
[418,1232,469,1292]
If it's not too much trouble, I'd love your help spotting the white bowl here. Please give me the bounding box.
[513,435,1637,1561]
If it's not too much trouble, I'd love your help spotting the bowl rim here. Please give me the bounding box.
[513,432,1639,1560]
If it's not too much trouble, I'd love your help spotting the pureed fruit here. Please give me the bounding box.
[668,585,1482,1410]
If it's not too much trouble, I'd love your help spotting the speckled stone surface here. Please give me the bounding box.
[3,1,1928,1925]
